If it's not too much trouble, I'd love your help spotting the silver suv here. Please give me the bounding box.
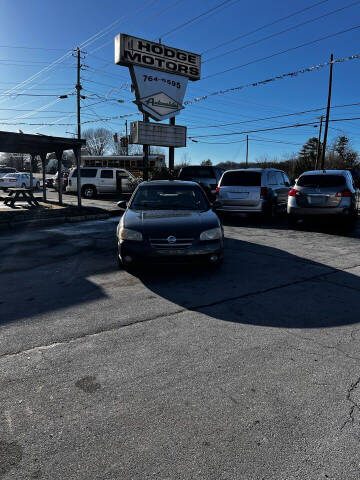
[287,169,357,220]
[215,168,291,216]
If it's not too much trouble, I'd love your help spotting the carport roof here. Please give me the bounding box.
[0,130,85,155]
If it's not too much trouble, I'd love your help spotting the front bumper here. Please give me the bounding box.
[118,238,223,264]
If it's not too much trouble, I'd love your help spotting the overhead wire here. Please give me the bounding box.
[159,0,241,40]
[204,25,360,79]
[204,0,360,63]
[201,0,330,54]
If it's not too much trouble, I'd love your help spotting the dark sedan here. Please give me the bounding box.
[116,180,224,267]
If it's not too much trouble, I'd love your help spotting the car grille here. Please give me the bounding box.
[150,237,194,249]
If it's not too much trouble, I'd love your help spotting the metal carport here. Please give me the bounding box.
[0,131,86,207]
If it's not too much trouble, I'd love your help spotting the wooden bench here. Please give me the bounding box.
[3,188,40,208]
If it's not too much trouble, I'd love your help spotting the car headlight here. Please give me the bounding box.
[199,227,222,241]
[119,228,143,242]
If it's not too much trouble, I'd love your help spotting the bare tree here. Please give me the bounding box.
[83,128,113,156]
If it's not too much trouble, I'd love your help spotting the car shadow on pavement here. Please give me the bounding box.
[0,224,119,327]
[134,237,360,329]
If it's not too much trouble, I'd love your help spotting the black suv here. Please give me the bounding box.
[178,166,224,199]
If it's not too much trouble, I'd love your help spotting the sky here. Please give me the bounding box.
[0,0,360,165]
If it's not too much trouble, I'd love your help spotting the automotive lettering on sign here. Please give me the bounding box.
[115,34,201,81]
[136,92,184,120]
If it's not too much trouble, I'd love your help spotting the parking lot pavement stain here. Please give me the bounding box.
[75,376,101,394]
[0,441,23,477]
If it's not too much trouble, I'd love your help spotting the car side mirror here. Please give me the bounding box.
[117,200,128,210]
[285,181,290,187]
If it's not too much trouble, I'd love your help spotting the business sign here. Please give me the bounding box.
[115,34,201,81]
[130,121,187,148]
[130,66,188,121]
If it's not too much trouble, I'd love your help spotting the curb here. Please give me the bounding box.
[0,212,118,232]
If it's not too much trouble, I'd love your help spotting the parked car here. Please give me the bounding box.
[214,168,291,216]
[116,180,224,267]
[178,165,225,199]
[45,176,55,188]
[66,167,136,198]
[54,172,69,192]
[287,170,357,222]
[0,172,40,190]
[0,166,17,179]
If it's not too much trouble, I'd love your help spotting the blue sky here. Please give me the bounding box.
[0,0,360,165]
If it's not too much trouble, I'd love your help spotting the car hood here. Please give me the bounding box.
[122,208,220,237]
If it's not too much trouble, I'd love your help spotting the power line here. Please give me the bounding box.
[189,117,360,139]
[201,0,330,54]
[188,102,360,129]
[184,53,360,106]
[159,0,241,40]
[204,24,360,79]
[204,0,360,63]
[87,0,184,56]
[0,45,69,51]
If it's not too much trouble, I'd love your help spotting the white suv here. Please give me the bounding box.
[66,167,136,198]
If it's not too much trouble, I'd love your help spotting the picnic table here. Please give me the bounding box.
[3,188,40,208]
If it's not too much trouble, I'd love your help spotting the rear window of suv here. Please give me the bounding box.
[179,167,214,178]
[221,171,262,186]
[297,174,346,187]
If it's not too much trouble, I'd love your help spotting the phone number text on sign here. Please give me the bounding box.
[143,75,181,89]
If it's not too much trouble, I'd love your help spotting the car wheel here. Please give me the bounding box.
[21,183,26,188]
[81,185,96,199]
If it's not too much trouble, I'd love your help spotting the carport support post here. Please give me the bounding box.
[29,154,35,188]
[40,153,47,201]
[73,147,82,208]
[55,150,63,205]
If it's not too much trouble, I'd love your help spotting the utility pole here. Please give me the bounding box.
[76,47,82,140]
[315,115,324,170]
[246,135,249,167]
[125,120,129,155]
[75,47,83,207]
[320,53,334,170]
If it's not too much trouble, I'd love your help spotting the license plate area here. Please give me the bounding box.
[230,192,249,199]
[307,196,326,205]
[157,249,186,255]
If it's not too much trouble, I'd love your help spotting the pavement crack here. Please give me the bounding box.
[284,330,360,364]
[341,376,360,431]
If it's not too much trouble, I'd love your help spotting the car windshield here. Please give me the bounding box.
[221,171,262,186]
[297,174,346,188]
[179,167,214,178]
[131,185,209,210]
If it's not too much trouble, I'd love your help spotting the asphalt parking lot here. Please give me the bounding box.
[1,214,360,479]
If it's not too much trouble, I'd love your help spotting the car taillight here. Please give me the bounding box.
[288,188,298,197]
[335,190,353,197]
[215,186,220,194]
[9,179,16,182]
[260,187,268,198]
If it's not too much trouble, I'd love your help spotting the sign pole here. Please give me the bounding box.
[143,113,150,181]
[169,117,175,171]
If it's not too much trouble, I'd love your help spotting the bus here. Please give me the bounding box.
[81,155,166,175]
